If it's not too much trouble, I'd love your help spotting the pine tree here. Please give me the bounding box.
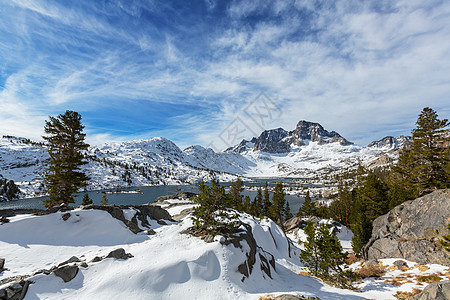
[262,182,272,217]
[297,190,316,217]
[351,212,372,254]
[101,192,108,205]
[243,195,251,213]
[300,222,321,276]
[270,182,286,226]
[229,178,244,210]
[394,107,449,196]
[284,201,293,220]
[254,187,263,216]
[193,179,235,235]
[81,193,93,205]
[43,110,90,208]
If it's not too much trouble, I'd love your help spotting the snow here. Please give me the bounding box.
[1,204,445,299]
[1,135,401,198]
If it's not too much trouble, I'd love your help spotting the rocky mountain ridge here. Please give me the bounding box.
[227,120,352,154]
[0,121,411,197]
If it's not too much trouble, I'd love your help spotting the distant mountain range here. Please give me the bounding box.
[0,121,411,198]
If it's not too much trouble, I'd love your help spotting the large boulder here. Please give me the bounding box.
[363,189,450,266]
[411,280,450,300]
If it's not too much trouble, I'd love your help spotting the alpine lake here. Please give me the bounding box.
[0,178,330,214]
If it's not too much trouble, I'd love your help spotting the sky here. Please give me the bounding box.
[0,0,449,150]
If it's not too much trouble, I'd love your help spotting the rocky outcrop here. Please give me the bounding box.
[273,295,320,300]
[363,190,450,266]
[289,121,351,146]
[53,265,79,283]
[253,128,290,153]
[0,205,173,235]
[411,280,450,300]
[154,192,196,203]
[0,280,30,300]
[222,222,276,282]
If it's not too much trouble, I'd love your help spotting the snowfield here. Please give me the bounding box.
[1,200,447,299]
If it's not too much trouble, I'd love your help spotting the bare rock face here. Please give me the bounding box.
[411,280,450,300]
[363,189,450,266]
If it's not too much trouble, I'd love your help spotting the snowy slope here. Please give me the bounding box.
[1,203,447,299]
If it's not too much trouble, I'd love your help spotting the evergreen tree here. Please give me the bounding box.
[317,224,348,278]
[229,178,244,210]
[243,195,251,213]
[262,182,272,216]
[254,187,263,216]
[300,222,321,276]
[284,201,293,220]
[351,212,372,254]
[297,190,316,217]
[43,110,90,208]
[101,192,108,205]
[394,107,449,196]
[300,223,351,286]
[81,193,93,205]
[270,182,286,226]
[193,179,235,235]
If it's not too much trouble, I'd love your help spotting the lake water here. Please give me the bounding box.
[0,179,308,215]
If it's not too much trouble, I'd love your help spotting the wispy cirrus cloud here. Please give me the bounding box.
[0,0,448,149]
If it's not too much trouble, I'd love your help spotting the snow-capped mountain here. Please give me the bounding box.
[227,120,351,154]
[366,135,411,149]
[224,121,407,177]
[0,120,411,197]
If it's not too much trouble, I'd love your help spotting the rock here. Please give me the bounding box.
[173,207,195,222]
[86,205,173,234]
[0,258,4,270]
[61,213,71,221]
[58,256,81,267]
[0,281,31,300]
[53,265,79,282]
[145,228,156,235]
[394,260,408,270]
[19,280,30,300]
[274,295,321,300]
[0,216,9,224]
[90,256,103,263]
[157,220,167,225]
[154,192,197,204]
[106,248,133,260]
[80,262,88,268]
[284,217,321,233]
[411,280,450,300]
[362,259,380,267]
[363,189,450,266]
[222,222,276,281]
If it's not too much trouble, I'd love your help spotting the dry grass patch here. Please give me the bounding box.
[394,288,422,299]
[383,273,414,287]
[416,265,430,272]
[259,295,276,300]
[357,264,386,278]
[416,273,443,283]
[346,253,359,265]
[299,271,310,276]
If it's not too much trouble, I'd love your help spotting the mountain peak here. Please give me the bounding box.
[228,120,352,154]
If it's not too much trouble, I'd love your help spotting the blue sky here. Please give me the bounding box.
[0,0,449,150]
